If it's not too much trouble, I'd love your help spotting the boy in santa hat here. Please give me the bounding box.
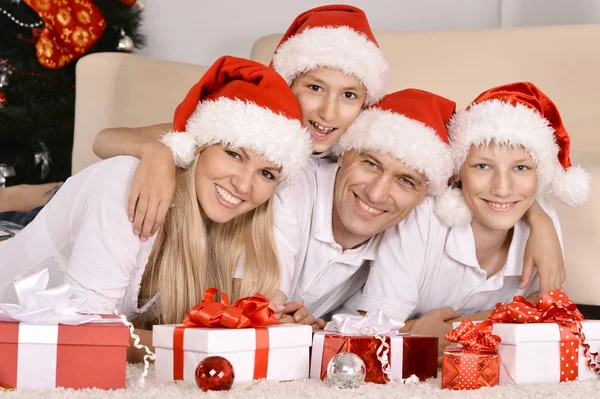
[358,82,589,351]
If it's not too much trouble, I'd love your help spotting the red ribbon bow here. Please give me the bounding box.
[489,290,599,381]
[173,288,279,381]
[445,319,501,351]
[183,288,280,329]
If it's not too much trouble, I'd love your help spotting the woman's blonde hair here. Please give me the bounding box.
[142,149,280,324]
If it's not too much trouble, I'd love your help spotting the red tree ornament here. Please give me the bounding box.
[23,0,106,69]
[195,356,235,391]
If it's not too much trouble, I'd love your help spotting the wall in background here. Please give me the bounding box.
[136,0,600,66]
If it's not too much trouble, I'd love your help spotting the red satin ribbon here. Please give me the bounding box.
[488,290,600,382]
[445,319,501,351]
[172,288,280,381]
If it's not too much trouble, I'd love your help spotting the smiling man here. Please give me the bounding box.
[274,89,456,320]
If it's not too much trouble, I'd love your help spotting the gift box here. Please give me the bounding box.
[310,331,438,383]
[488,291,600,384]
[153,323,313,383]
[442,319,501,390]
[0,320,130,389]
[492,321,600,384]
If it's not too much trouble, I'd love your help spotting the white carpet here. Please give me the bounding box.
[2,364,600,398]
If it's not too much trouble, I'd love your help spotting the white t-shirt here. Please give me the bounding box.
[358,195,562,321]
[274,158,379,319]
[0,156,158,319]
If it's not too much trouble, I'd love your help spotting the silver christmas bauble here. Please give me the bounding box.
[135,1,145,12]
[326,352,366,389]
[117,34,134,53]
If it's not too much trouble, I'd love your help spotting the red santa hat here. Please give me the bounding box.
[435,82,591,226]
[160,56,311,182]
[334,89,456,196]
[270,5,389,106]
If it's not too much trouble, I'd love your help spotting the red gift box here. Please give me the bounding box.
[0,321,130,390]
[441,319,501,390]
[310,331,438,383]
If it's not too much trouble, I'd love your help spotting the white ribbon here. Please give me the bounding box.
[324,309,405,335]
[0,269,100,325]
[324,310,405,382]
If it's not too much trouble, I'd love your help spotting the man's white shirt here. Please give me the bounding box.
[274,158,379,319]
[358,195,562,321]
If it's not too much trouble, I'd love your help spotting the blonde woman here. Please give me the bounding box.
[0,56,311,358]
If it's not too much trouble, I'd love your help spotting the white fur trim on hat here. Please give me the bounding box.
[448,99,590,207]
[159,98,311,182]
[333,108,453,196]
[434,187,473,226]
[272,26,389,106]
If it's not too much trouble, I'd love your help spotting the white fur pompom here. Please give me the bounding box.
[434,188,473,227]
[159,131,198,168]
[551,165,591,207]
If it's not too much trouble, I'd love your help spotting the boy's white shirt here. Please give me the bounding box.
[358,194,562,321]
[274,157,379,319]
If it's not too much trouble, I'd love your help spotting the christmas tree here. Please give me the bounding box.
[0,0,146,185]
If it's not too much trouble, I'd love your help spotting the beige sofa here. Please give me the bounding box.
[73,24,600,307]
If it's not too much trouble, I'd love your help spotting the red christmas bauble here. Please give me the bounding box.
[195,356,235,391]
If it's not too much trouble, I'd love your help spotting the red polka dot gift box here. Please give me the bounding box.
[442,319,501,390]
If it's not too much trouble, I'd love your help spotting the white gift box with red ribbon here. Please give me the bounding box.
[453,320,600,384]
[493,321,600,384]
[153,323,312,384]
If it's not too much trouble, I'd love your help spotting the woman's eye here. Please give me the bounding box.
[308,84,323,92]
[475,164,489,170]
[225,150,242,160]
[260,170,275,180]
[343,92,358,99]
[515,165,530,172]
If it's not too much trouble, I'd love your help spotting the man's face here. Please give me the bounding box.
[332,150,428,246]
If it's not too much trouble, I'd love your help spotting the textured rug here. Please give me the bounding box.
[2,364,600,398]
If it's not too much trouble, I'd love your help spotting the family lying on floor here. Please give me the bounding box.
[0,5,590,362]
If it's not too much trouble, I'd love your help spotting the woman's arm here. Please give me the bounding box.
[92,123,173,160]
[92,123,177,240]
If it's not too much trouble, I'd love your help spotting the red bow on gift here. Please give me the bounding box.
[183,288,280,329]
[445,319,501,351]
[489,290,600,381]
[489,290,583,325]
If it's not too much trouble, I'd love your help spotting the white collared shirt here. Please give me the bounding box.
[359,195,562,321]
[274,158,379,319]
[0,156,158,319]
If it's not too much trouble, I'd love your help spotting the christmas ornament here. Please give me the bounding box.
[195,356,235,392]
[135,1,145,13]
[120,0,136,7]
[116,29,134,53]
[23,0,107,69]
[326,352,366,389]
[0,66,10,108]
